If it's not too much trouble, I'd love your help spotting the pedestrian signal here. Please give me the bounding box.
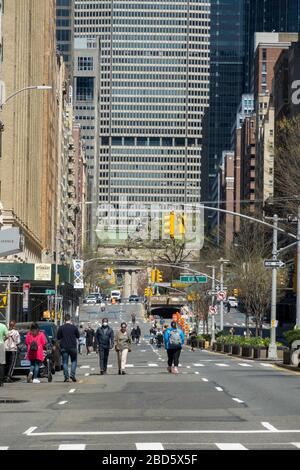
[0,294,7,308]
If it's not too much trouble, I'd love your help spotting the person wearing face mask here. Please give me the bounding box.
[95,318,114,375]
[115,323,131,375]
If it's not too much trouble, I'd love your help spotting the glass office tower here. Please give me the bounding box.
[74,0,210,209]
[56,0,74,74]
[244,0,300,91]
[203,0,245,200]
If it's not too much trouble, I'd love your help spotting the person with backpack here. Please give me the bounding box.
[164,321,185,374]
[25,323,47,384]
[95,318,114,375]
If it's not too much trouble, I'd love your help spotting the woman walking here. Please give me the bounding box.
[25,323,47,384]
[5,321,20,382]
[115,322,131,375]
[164,321,185,374]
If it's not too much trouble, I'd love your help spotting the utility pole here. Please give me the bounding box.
[219,258,229,332]
[208,265,216,344]
[269,214,278,360]
[297,206,300,328]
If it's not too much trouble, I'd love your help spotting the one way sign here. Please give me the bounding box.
[264,260,285,269]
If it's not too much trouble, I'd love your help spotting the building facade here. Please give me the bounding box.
[56,0,74,75]
[203,0,245,207]
[74,0,211,231]
[244,0,300,92]
[0,0,58,263]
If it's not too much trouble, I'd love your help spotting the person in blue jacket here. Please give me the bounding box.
[164,321,185,374]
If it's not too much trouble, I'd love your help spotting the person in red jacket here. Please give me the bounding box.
[25,323,47,384]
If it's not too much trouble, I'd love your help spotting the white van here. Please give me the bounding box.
[111,290,121,303]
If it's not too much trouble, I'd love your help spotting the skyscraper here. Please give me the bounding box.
[74,0,210,212]
[244,0,300,91]
[201,0,245,208]
[56,0,74,74]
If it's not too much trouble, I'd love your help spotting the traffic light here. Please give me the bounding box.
[164,211,175,238]
[144,288,153,297]
[151,269,156,283]
[233,288,239,298]
[107,267,113,276]
[156,269,163,283]
[0,294,7,309]
[177,213,186,237]
[278,270,286,287]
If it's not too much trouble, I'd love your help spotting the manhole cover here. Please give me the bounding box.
[0,400,28,404]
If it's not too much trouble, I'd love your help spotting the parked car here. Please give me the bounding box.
[14,329,54,382]
[227,297,238,309]
[129,295,140,303]
[15,321,61,372]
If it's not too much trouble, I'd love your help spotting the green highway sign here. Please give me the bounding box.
[46,289,55,295]
[180,275,207,284]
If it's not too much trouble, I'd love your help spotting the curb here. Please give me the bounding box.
[275,363,300,373]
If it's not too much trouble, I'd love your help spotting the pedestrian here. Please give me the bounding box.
[115,322,131,375]
[189,329,197,352]
[57,314,80,383]
[131,313,136,325]
[85,322,95,355]
[25,323,47,384]
[5,321,20,382]
[78,325,85,355]
[100,301,106,312]
[95,318,114,375]
[131,326,137,344]
[0,322,8,387]
[135,324,141,344]
[156,329,164,348]
[164,321,185,374]
[229,327,235,336]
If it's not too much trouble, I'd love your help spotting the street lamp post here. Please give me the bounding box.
[0,85,52,109]
[219,258,229,332]
[207,265,216,344]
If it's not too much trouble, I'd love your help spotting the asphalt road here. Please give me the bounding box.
[1,302,300,450]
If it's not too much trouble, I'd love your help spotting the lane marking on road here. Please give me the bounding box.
[25,427,300,437]
[108,365,112,368]
[24,427,38,436]
[0,447,9,450]
[261,422,278,432]
[232,398,244,404]
[91,368,95,371]
[69,389,76,394]
[238,363,253,367]
[194,372,200,375]
[193,364,205,367]
[215,364,229,367]
[58,401,68,405]
[59,444,86,450]
[260,363,274,368]
[148,364,158,367]
[202,378,209,382]
[80,366,90,369]
[84,373,90,377]
[215,443,248,450]
[186,366,191,369]
[125,364,134,368]
[291,443,300,449]
[215,387,223,392]
[136,443,164,450]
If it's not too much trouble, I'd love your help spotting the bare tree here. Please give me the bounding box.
[274,115,300,216]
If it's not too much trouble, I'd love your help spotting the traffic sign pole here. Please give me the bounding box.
[269,215,278,360]
[6,278,11,325]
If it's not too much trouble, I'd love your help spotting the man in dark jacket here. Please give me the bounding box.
[95,318,114,375]
[57,314,80,383]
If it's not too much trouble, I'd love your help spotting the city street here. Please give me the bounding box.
[0,302,300,450]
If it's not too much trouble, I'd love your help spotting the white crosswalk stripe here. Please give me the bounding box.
[238,363,253,367]
[136,443,164,450]
[215,363,229,367]
[215,443,248,450]
[0,447,9,450]
[59,444,86,450]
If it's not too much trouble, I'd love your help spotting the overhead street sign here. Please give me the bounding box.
[264,260,285,269]
[180,275,208,284]
[0,275,20,283]
[0,228,23,257]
